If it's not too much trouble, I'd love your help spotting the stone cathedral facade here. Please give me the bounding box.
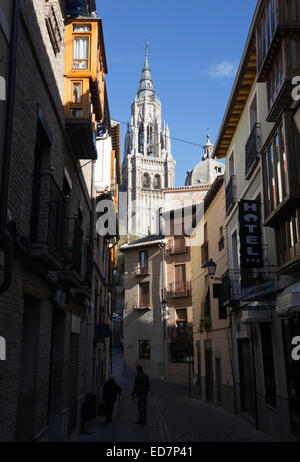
[121,46,175,237]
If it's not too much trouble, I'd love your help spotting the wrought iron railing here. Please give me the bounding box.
[134,296,150,309]
[226,176,237,216]
[169,325,193,343]
[135,264,149,275]
[221,270,241,300]
[168,281,192,298]
[166,237,187,255]
[245,123,260,178]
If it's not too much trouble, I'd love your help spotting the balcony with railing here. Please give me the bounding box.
[30,174,66,269]
[166,237,187,255]
[221,270,241,302]
[256,0,300,80]
[133,295,151,310]
[135,264,150,276]
[168,281,192,298]
[56,217,84,288]
[201,241,209,268]
[169,325,193,344]
[226,176,237,216]
[245,123,260,178]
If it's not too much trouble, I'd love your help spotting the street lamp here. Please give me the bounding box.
[207,258,217,278]
[160,299,168,311]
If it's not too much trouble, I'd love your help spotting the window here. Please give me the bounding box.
[139,340,150,360]
[139,282,150,307]
[260,323,277,407]
[175,264,186,292]
[73,36,89,69]
[72,82,82,104]
[73,24,91,32]
[262,122,289,219]
[70,109,83,117]
[153,174,161,190]
[147,125,153,156]
[139,250,148,270]
[176,309,188,332]
[267,46,284,110]
[138,125,144,153]
[229,151,234,178]
[249,93,258,130]
[142,173,150,189]
[256,0,277,71]
[275,206,300,268]
[218,226,224,251]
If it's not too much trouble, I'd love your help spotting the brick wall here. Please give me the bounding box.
[0,0,98,441]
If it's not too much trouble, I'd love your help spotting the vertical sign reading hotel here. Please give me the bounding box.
[239,200,264,268]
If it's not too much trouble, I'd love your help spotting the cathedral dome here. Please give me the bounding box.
[184,135,225,186]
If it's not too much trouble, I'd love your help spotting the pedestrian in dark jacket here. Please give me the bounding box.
[132,365,150,424]
[102,376,121,423]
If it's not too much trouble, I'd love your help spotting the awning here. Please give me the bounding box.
[276,282,300,317]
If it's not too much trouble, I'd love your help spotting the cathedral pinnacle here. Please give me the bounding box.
[137,43,155,98]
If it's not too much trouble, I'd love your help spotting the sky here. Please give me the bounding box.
[96,0,258,187]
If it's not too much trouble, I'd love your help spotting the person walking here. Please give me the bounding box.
[132,365,150,425]
[102,376,121,423]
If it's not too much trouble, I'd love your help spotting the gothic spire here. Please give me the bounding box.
[137,42,155,98]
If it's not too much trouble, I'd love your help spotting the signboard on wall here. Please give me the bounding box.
[239,200,264,268]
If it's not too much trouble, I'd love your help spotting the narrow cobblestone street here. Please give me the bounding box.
[73,350,276,443]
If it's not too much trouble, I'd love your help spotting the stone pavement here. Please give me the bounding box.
[72,349,276,442]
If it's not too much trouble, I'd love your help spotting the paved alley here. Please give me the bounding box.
[73,350,276,443]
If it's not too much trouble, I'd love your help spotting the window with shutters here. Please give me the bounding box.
[139,282,150,307]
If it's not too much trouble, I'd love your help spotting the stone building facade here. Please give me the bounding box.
[121,45,176,237]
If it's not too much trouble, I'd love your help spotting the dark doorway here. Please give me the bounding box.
[15,296,40,441]
[238,338,255,418]
[204,340,213,402]
[216,357,222,407]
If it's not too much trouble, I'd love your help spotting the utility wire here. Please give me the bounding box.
[112,119,205,148]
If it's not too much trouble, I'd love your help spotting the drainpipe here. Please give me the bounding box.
[0,0,20,294]
[159,242,167,378]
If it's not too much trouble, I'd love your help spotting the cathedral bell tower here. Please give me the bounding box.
[122,44,175,237]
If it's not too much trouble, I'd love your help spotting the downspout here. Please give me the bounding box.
[0,0,20,294]
[159,242,167,378]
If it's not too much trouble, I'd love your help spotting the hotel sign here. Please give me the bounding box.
[239,200,263,268]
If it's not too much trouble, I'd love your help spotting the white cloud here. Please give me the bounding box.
[207,61,238,79]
